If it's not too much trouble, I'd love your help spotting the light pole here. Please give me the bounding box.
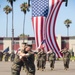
[11,2,14,53]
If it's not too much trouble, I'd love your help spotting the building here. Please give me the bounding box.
[57,35,75,56]
[0,35,75,56]
[0,37,35,53]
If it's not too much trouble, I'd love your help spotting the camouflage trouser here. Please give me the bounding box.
[37,60,40,69]
[11,69,20,75]
[50,60,55,68]
[40,60,46,69]
[10,57,15,62]
[11,64,21,75]
[64,59,70,68]
[26,70,35,75]
[5,57,9,61]
[0,57,2,61]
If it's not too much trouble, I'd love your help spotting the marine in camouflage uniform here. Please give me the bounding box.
[0,51,3,61]
[19,46,35,75]
[10,52,15,62]
[39,49,46,71]
[48,50,56,70]
[4,52,10,61]
[36,48,41,70]
[61,48,71,70]
[11,43,27,75]
[11,53,24,75]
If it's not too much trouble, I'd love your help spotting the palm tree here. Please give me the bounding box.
[7,0,16,53]
[64,19,72,36]
[18,34,29,39]
[3,5,12,37]
[20,2,30,43]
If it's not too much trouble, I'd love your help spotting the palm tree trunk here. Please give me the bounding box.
[67,27,69,36]
[23,13,26,43]
[11,2,14,53]
[6,14,8,37]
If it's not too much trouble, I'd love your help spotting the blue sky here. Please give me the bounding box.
[0,0,75,37]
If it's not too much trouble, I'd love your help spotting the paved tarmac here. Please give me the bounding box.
[0,61,75,75]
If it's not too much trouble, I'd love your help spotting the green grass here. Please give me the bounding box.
[70,56,75,60]
[56,56,75,61]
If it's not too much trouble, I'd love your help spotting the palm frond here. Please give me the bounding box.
[7,0,16,6]
[3,5,12,14]
[64,19,72,25]
[20,2,30,14]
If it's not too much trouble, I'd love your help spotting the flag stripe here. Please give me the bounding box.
[42,17,49,51]
[38,17,41,46]
[36,17,39,47]
[47,0,63,57]
[32,17,47,49]
[46,0,63,57]
[47,0,60,57]
[51,0,63,57]
[45,0,54,51]
[32,17,34,29]
[40,17,43,43]
[50,0,61,57]
[53,0,63,56]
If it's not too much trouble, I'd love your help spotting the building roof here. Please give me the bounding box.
[0,37,35,40]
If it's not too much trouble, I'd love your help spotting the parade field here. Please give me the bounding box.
[0,0,75,75]
[0,61,75,75]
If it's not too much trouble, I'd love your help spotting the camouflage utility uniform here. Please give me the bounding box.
[48,52,56,70]
[39,51,46,71]
[23,50,35,75]
[62,50,71,70]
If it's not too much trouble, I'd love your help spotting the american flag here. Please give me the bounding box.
[31,0,64,57]
[3,47,9,53]
[40,40,48,53]
[40,40,45,49]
